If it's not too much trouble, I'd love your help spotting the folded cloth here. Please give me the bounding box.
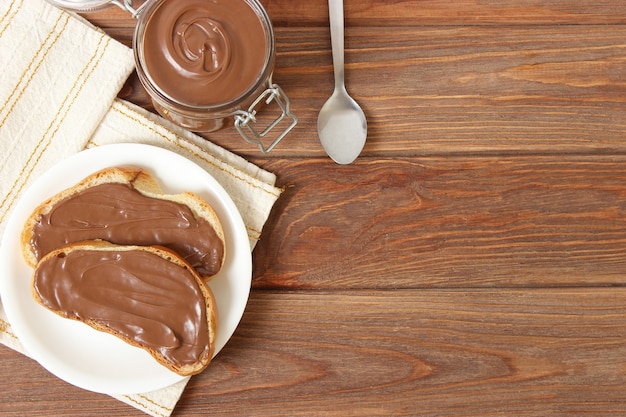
[0,1,282,416]
[0,0,135,235]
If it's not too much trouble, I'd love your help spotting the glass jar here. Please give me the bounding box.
[45,0,297,153]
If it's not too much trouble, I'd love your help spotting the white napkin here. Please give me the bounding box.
[0,1,282,416]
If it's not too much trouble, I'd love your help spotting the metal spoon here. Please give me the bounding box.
[317,0,367,165]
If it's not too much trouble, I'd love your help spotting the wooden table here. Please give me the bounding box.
[3,1,626,415]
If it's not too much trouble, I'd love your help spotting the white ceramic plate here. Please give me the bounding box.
[0,144,251,394]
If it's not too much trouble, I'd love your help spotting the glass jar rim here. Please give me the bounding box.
[133,0,276,114]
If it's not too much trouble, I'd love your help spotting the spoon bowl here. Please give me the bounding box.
[318,88,367,164]
[317,0,367,165]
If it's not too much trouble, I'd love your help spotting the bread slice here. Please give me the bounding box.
[21,166,225,280]
[32,240,218,376]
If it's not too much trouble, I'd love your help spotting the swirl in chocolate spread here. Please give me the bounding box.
[172,11,230,81]
[33,249,210,367]
[30,183,224,277]
[140,0,268,106]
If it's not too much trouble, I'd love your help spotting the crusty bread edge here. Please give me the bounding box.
[20,166,226,279]
[31,240,218,376]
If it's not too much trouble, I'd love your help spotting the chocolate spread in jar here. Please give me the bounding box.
[33,248,210,368]
[30,183,224,277]
[140,0,268,107]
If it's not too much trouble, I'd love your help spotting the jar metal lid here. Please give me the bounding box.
[45,0,142,15]
[45,0,113,12]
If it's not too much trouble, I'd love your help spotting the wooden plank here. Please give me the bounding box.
[0,348,134,416]
[273,25,626,157]
[84,1,626,27]
[253,156,626,289]
[264,0,626,26]
[188,289,626,416]
[4,289,624,416]
[103,25,626,158]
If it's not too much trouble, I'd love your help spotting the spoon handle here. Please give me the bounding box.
[328,0,345,91]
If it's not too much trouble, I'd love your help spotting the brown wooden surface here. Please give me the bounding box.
[2,0,626,416]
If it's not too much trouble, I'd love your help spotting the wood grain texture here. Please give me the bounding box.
[2,1,626,416]
[105,24,626,159]
[185,289,626,416]
[85,0,626,27]
[4,289,625,416]
[270,25,626,157]
[253,156,626,289]
[263,0,626,26]
[87,3,626,158]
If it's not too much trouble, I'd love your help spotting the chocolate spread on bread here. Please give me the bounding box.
[30,183,224,277]
[33,247,210,369]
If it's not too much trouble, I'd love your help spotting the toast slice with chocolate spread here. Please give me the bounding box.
[21,167,225,280]
[31,241,218,376]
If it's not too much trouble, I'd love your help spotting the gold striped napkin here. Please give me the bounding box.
[0,1,282,416]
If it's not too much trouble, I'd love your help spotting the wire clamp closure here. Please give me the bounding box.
[234,83,298,153]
